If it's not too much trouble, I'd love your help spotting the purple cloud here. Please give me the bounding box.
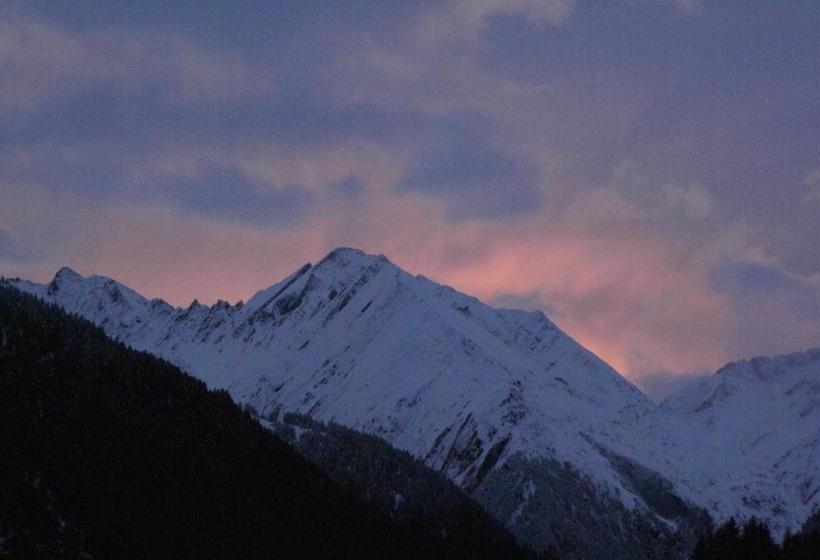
[398,138,541,219]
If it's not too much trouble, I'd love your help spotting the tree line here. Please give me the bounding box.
[691,514,820,560]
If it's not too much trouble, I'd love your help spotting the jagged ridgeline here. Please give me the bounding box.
[0,283,532,559]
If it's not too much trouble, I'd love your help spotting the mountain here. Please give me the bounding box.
[663,349,820,535]
[5,248,818,556]
[267,412,553,559]
[0,283,531,559]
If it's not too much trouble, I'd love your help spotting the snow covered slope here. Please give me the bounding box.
[663,349,820,535]
[8,251,652,485]
[6,248,819,555]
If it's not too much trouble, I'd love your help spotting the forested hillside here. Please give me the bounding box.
[691,513,820,560]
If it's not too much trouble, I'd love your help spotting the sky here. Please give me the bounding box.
[2,0,820,398]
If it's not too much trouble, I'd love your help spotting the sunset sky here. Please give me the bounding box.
[2,1,820,397]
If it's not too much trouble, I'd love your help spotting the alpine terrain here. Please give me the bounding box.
[0,284,530,559]
[663,350,820,534]
[7,248,819,558]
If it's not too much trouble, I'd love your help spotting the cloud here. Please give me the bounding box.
[711,261,820,358]
[397,137,542,219]
[662,183,715,220]
[559,171,718,234]
[428,229,734,377]
[174,166,314,229]
[666,0,704,15]
[327,175,366,198]
[0,17,86,111]
[0,15,275,114]
[418,0,574,46]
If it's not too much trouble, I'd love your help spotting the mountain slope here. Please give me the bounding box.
[8,250,654,476]
[8,247,817,555]
[5,250,710,557]
[0,283,531,559]
[664,349,820,535]
[268,412,553,558]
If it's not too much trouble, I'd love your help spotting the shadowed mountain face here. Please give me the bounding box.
[7,247,820,557]
[0,284,531,559]
[268,413,554,558]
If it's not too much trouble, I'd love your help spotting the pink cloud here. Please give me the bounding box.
[3,167,818,392]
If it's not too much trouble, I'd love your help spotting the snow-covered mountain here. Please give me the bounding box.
[6,248,819,556]
[663,350,820,533]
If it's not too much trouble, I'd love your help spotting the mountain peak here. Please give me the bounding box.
[47,266,83,294]
[54,266,82,282]
[316,247,390,269]
[324,246,368,258]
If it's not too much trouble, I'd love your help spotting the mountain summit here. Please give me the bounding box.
[7,248,819,557]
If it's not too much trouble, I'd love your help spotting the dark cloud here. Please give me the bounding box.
[328,175,366,198]
[1,84,276,152]
[477,2,820,242]
[397,138,541,219]
[711,262,820,357]
[175,166,314,228]
[713,262,820,319]
[18,0,430,58]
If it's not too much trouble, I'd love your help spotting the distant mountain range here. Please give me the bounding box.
[6,248,819,558]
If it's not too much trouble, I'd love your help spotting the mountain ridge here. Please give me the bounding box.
[5,247,819,556]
